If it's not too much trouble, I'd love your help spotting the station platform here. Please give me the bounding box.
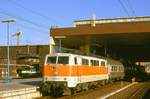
[0,78,42,99]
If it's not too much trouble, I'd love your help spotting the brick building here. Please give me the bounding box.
[0,45,49,79]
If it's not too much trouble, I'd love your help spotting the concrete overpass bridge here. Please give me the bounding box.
[50,16,150,62]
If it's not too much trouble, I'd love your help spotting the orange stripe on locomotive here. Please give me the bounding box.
[44,65,108,77]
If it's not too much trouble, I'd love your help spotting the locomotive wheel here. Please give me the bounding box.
[62,87,77,95]
[70,88,77,95]
[40,83,51,96]
[63,87,72,95]
[81,83,89,91]
[51,84,64,97]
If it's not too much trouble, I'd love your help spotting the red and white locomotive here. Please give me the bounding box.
[41,53,125,96]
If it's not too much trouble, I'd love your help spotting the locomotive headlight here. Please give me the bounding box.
[53,70,59,75]
[64,77,67,80]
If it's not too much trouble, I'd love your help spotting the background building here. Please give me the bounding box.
[0,45,49,79]
[50,16,150,62]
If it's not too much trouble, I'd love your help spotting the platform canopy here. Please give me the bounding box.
[50,16,150,61]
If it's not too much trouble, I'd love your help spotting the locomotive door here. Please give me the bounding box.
[76,57,82,82]
[52,56,59,77]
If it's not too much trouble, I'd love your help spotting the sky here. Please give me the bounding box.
[0,0,150,46]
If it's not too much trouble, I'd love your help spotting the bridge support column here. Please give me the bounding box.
[49,36,55,54]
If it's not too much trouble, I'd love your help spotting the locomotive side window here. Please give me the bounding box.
[95,60,99,66]
[112,66,115,71]
[58,56,69,65]
[118,66,120,71]
[119,66,123,72]
[115,66,118,71]
[82,59,89,66]
[47,56,57,64]
[111,66,113,71]
[114,66,116,71]
[91,60,94,66]
[101,61,105,66]
[91,60,99,66]
[74,57,77,65]
[112,66,117,71]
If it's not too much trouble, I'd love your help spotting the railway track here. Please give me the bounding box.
[128,82,150,99]
[38,81,150,99]
[38,81,131,99]
[104,82,150,99]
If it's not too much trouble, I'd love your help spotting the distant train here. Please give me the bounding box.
[123,62,149,82]
[17,66,41,78]
[41,53,126,96]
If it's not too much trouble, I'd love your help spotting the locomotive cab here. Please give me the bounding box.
[44,53,70,79]
[44,53,79,88]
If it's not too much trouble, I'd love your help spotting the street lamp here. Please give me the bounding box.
[0,19,16,82]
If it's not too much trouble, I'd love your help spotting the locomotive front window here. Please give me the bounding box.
[58,56,69,64]
[47,56,57,64]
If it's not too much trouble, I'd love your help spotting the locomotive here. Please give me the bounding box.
[40,53,125,96]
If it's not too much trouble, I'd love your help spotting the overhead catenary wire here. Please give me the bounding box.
[10,23,49,45]
[7,0,61,26]
[0,13,10,20]
[15,22,48,33]
[125,0,136,17]
[0,12,48,35]
[0,7,49,30]
[118,0,131,17]
[0,11,49,34]
[0,1,57,45]
[8,0,49,19]
[0,9,49,44]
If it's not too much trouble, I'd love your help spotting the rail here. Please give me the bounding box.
[129,82,149,99]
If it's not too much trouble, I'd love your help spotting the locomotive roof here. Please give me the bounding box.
[47,53,123,65]
[47,53,106,60]
[107,58,123,65]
